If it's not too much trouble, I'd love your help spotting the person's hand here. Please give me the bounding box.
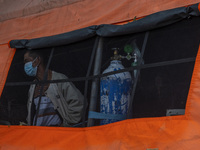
[19,122,28,126]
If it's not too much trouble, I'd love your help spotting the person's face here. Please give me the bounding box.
[24,52,38,67]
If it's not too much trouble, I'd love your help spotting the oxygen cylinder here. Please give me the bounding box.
[100,60,132,125]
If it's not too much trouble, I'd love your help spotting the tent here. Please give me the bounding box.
[0,0,200,149]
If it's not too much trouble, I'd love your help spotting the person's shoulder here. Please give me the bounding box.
[52,71,68,80]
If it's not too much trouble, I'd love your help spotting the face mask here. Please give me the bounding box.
[24,57,38,76]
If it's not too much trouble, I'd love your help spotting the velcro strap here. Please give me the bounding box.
[88,111,126,120]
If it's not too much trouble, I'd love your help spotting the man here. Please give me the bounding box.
[24,50,84,127]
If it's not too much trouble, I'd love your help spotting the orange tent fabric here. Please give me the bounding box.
[1,0,197,23]
[1,44,200,149]
[0,1,200,149]
[0,0,199,96]
[0,45,15,98]
[0,46,200,149]
[0,0,198,44]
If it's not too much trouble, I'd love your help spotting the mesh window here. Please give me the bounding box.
[0,17,200,126]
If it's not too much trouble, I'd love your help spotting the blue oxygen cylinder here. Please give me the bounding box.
[100,60,132,125]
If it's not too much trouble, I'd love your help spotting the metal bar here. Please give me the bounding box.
[127,32,149,119]
[34,48,54,126]
[82,36,100,127]
[87,37,103,127]
[5,57,195,86]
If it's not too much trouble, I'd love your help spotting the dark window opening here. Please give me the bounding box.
[0,17,200,126]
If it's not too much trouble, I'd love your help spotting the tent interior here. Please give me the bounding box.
[1,16,200,126]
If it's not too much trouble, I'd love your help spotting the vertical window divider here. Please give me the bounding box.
[87,37,103,127]
[82,36,100,127]
[34,47,54,126]
[127,31,150,119]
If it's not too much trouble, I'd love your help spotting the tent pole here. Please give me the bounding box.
[34,48,54,126]
[87,37,103,127]
[82,37,100,127]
